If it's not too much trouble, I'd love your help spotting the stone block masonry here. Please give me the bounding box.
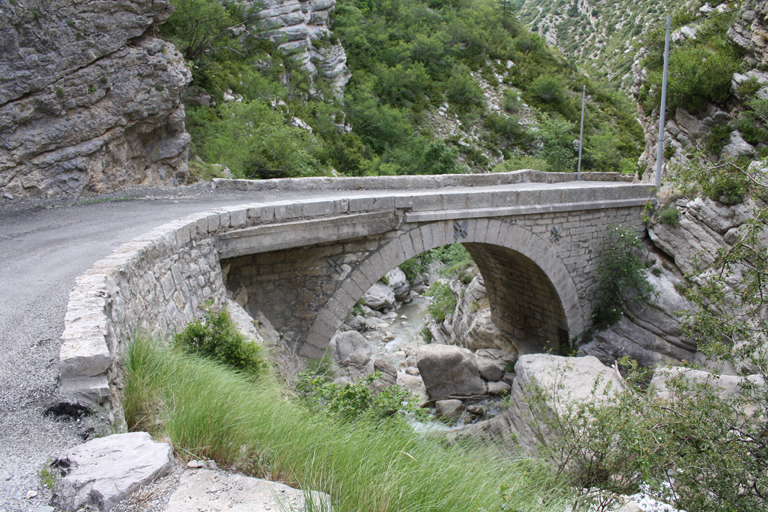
[59,171,654,419]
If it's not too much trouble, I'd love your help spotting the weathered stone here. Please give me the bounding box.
[165,469,332,512]
[487,380,512,395]
[456,355,623,453]
[329,330,374,362]
[417,344,486,400]
[722,131,756,158]
[385,266,411,301]
[476,348,517,382]
[397,373,428,404]
[435,399,464,420]
[651,367,765,411]
[0,0,191,197]
[52,432,173,511]
[362,282,396,311]
[371,358,398,393]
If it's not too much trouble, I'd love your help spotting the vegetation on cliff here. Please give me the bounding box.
[160,0,643,179]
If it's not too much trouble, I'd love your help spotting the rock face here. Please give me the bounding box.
[0,0,192,197]
[249,0,351,91]
[451,275,518,353]
[165,469,333,512]
[728,0,768,69]
[52,432,174,511]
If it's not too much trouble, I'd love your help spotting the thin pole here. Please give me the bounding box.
[577,85,585,180]
[655,15,671,187]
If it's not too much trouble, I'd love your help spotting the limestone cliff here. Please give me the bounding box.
[634,0,768,182]
[252,0,350,91]
[0,0,191,197]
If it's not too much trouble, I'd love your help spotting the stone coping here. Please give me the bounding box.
[59,176,653,415]
[211,170,633,193]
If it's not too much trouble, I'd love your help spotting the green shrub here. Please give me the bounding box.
[173,310,267,376]
[657,206,680,225]
[399,258,425,284]
[123,336,573,511]
[704,122,733,156]
[591,226,655,328]
[426,281,457,323]
[737,76,762,97]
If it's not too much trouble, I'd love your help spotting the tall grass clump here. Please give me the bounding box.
[123,335,572,512]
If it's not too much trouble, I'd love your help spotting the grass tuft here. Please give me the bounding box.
[123,335,572,512]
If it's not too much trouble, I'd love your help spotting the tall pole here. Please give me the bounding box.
[577,85,585,181]
[655,15,671,187]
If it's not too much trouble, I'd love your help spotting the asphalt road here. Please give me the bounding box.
[0,188,268,511]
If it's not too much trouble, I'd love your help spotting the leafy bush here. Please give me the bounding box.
[591,226,655,328]
[173,310,267,376]
[426,281,457,323]
[296,369,425,423]
[528,357,768,512]
[667,151,752,205]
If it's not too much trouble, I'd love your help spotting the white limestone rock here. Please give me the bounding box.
[52,432,174,511]
[165,469,332,512]
[451,275,519,353]
[329,330,375,362]
[362,282,396,311]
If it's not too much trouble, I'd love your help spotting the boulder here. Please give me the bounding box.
[456,355,623,453]
[487,380,512,395]
[416,344,486,400]
[385,267,411,301]
[397,373,428,404]
[52,432,174,511]
[475,348,517,382]
[329,331,374,362]
[435,399,463,420]
[165,469,332,512]
[722,131,756,158]
[362,282,396,311]
[370,358,398,393]
[651,367,765,412]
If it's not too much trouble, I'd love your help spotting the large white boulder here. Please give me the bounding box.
[52,432,174,511]
[362,282,396,311]
[165,468,332,511]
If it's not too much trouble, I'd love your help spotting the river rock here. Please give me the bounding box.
[362,282,396,311]
[165,469,332,512]
[370,358,398,393]
[456,355,623,453]
[385,267,411,301]
[475,348,517,382]
[0,0,191,197]
[52,432,174,511]
[487,380,512,395]
[330,331,375,362]
[435,399,463,420]
[397,373,428,404]
[651,367,765,407]
[416,344,486,400]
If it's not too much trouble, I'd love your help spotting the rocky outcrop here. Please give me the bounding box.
[52,432,174,511]
[457,354,623,452]
[166,469,333,512]
[451,274,519,353]
[247,0,351,91]
[728,0,768,69]
[0,0,192,197]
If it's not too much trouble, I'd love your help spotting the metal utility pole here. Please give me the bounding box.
[655,15,671,187]
[577,85,585,180]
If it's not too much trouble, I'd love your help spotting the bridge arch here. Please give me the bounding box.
[301,218,586,358]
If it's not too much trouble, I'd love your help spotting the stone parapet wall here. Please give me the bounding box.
[59,206,259,407]
[212,170,632,194]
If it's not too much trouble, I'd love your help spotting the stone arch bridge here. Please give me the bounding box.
[217,174,653,358]
[59,171,654,404]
